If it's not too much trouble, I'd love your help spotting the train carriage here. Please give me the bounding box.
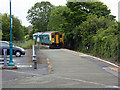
[33,31,63,48]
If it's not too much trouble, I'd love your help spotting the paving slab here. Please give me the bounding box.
[2,49,119,88]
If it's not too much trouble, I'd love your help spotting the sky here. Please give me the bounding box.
[0,0,120,27]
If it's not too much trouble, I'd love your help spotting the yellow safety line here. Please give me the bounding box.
[109,67,120,72]
[46,58,52,72]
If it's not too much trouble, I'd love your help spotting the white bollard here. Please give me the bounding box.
[3,49,7,66]
[33,45,37,69]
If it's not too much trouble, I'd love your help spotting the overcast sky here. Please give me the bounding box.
[0,0,119,27]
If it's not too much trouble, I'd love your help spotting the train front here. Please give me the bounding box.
[51,31,63,48]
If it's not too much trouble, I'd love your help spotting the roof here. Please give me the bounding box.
[33,31,62,36]
[0,41,9,44]
[33,32,43,36]
[42,31,60,35]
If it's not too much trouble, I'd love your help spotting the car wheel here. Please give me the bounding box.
[15,51,21,57]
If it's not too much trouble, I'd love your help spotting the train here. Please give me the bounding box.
[33,31,64,48]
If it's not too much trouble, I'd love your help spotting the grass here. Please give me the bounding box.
[13,40,35,49]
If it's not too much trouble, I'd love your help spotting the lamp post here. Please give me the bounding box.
[8,0,14,66]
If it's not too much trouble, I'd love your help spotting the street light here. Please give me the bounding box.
[8,0,14,66]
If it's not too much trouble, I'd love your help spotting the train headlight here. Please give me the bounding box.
[52,41,54,43]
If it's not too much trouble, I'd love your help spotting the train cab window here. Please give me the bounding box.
[52,35,54,38]
[48,37,49,40]
[59,35,62,38]
[42,36,44,39]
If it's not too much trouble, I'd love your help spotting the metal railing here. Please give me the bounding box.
[32,45,37,69]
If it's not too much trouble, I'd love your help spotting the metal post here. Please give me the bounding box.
[37,33,39,51]
[38,42,39,51]
[8,0,14,66]
[34,61,37,69]
[3,49,7,66]
[33,45,37,69]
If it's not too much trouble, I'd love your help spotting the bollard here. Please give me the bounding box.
[3,49,7,66]
[33,45,37,69]
[34,61,37,69]
[33,55,37,69]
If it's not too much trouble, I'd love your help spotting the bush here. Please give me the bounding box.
[13,40,35,49]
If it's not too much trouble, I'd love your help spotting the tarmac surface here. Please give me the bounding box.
[1,48,120,88]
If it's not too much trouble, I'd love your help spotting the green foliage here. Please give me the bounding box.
[0,14,2,40]
[28,29,34,40]
[60,1,116,49]
[27,1,54,32]
[13,40,34,49]
[23,26,29,35]
[2,13,25,41]
[75,15,115,50]
[25,34,29,41]
[47,1,118,63]
[2,14,10,41]
[12,16,25,41]
[47,6,70,31]
[64,2,115,28]
[93,24,119,63]
[0,30,2,40]
[26,1,119,63]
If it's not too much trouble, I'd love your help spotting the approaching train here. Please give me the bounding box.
[33,31,64,48]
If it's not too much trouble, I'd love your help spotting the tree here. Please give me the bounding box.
[74,14,116,52]
[12,16,25,41]
[23,26,29,35]
[61,1,116,49]
[64,1,115,27]
[47,6,70,31]
[2,13,25,41]
[0,29,2,40]
[27,1,54,32]
[93,23,119,61]
[0,13,2,40]
[2,14,10,41]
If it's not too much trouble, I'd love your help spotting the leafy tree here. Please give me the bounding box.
[2,13,25,41]
[62,1,116,49]
[71,14,119,63]
[23,26,29,35]
[2,14,10,41]
[12,16,25,41]
[64,1,115,28]
[0,13,2,40]
[0,30,2,40]
[47,6,70,31]
[27,1,54,32]
[28,30,34,40]
[93,23,119,62]
[74,15,116,51]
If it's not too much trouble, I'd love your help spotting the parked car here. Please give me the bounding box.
[0,41,25,57]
